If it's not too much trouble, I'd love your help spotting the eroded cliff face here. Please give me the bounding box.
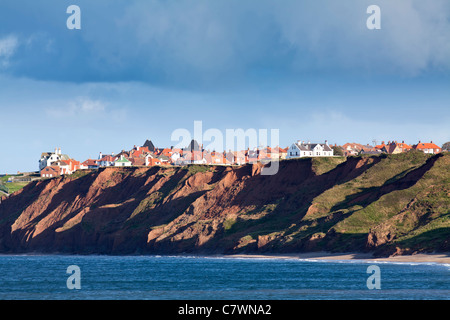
[0,152,448,256]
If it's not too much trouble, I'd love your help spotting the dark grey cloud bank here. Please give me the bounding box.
[1,0,449,89]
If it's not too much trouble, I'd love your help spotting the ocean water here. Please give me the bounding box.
[0,255,448,300]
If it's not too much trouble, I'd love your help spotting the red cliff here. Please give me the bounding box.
[0,152,448,256]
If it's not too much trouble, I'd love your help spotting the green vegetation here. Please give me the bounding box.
[331,145,344,156]
[223,152,448,253]
[288,152,449,252]
[186,164,214,175]
[70,170,92,179]
[311,156,347,175]
[0,184,8,195]
[441,141,450,151]
[223,218,236,231]
[0,175,31,194]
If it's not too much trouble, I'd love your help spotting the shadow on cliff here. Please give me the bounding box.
[200,154,442,254]
[394,227,450,253]
[329,154,442,213]
[2,153,444,255]
[247,154,443,255]
[151,156,384,254]
[27,166,216,254]
[0,179,51,251]
[6,167,160,252]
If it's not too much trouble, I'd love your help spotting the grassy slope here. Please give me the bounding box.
[284,152,449,253]
[222,152,448,254]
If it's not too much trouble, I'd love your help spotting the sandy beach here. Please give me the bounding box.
[226,252,450,264]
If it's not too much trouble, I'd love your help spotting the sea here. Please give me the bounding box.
[0,255,448,300]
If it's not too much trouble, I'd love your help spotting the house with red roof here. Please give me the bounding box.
[158,148,173,158]
[130,157,146,166]
[412,141,441,154]
[146,158,162,167]
[272,146,288,160]
[63,158,81,174]
[386,141,412,154]
[130,145,151,158]
[80,159,99,170]
[341,143,375,156]
[209,151,225,165]
[374,141,388,153]
[40,165,61,178]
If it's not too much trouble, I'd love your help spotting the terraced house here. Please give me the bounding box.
[286,140,334,159]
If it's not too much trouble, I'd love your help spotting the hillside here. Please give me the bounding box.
[0,152,448,256]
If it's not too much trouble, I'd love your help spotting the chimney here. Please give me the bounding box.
[325,140,328,145]
[58,147,61,155]
[99,152,102,160]
[54,147,58,154]
[381,141,384,145]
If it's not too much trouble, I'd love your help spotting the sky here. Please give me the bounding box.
[0,0,449,173]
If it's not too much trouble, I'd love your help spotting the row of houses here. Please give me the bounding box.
[86,142,291,168]
[341,140,442,156]
[38,142,286,177]
[38,139,444,178]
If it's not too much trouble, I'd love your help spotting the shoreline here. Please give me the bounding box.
[0,251,449,265]
[223,252,450,264]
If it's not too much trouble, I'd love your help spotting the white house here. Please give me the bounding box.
[97,153,116,167]
[286,140,334,159]
[170,152,181,164]
[39,148,71,171]
[114,155,132,167]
